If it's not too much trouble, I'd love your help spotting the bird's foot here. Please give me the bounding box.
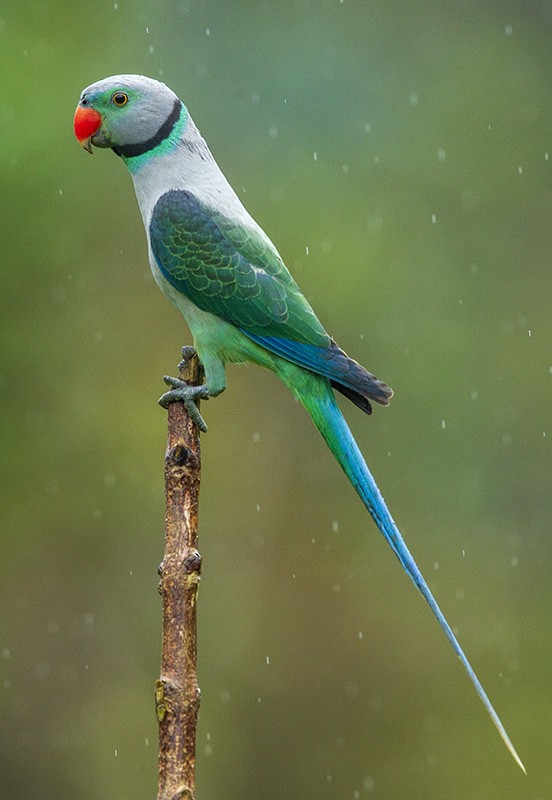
[158,376,210,432]
[178,345,198,372]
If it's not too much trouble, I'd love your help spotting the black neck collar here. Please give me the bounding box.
[112,98,182,159]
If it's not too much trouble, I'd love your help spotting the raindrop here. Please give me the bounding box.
[51,286,67,304]
[505,23,513,36]
[433,562,439,571]
[511,555,519,568]
[313,151,318,161]
[45,479,60,495]
[409,91,419,106]
[35,662,51,679]
[368,696,381,711]
[344,680,359,698]
[441,419,446,429]
[517,165,523,175]
[332,520,339,533]
[252,431,260,443]
[265,655,270,665]
[431,213,437,224]
[104,472,116,488]
[367,215,383,233]
[437,148,446,162]
[206,27,210,36]
[363,775,375,792]
[305,245,309,255]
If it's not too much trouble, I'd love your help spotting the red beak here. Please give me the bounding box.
[74,106,102,154]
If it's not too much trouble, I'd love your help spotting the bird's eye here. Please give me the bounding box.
[112,92,129,107]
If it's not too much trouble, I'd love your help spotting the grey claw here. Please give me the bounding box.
[163,375,183,389]
[178,346,197,371]
[158,376,209,432]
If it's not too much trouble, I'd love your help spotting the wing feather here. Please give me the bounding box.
[150,189,392,411]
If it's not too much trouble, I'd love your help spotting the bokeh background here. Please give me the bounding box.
[1,2,551,798]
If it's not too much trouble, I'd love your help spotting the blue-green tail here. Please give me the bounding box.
[295,377,525,772]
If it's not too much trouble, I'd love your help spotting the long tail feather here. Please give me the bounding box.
[295,377,525,773]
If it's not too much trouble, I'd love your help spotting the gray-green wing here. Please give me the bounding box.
[150,189,393,411]
[149,188,328,346]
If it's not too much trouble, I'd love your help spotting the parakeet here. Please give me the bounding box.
[74,74,524,771]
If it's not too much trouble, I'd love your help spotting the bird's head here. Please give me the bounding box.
[73,74,185,158]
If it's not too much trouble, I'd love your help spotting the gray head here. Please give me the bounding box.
[74,74,187,158]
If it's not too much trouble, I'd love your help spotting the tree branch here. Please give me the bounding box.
[157,354,203,800]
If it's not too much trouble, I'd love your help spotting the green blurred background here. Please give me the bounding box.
[1,1,550,798]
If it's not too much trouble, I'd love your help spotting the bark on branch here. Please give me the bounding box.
[157,354,203,800]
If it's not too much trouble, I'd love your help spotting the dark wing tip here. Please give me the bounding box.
[375,380,394,405]
[331,381,373,414]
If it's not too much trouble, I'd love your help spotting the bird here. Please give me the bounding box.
[74,74,525,772]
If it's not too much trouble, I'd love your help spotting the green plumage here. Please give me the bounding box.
[75,72,525,771]
[151,189,328,346]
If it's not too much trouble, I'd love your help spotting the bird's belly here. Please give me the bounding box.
[149,253,206,327]
[148,252,253,363]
